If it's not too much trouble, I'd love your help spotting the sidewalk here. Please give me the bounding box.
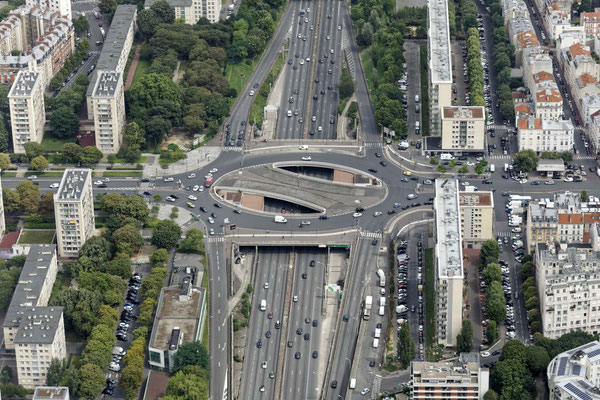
[142,147,222,176]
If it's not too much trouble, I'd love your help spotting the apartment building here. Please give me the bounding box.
[581,94,600,128]
[590,112,600,152]
[459,191,494,248]
[144,0,220,24]
[86,5,136,118]
[440,106,486,152]
[557,28,586,50]
[522,51,553,83]
[15,307,66,388]
[90,71,125,154]
[54,169,95,257]
[411,353,489,399]
[434,179,463,347]
[535,88,563,120]
[0,170,6,241]
[2,245,58,350]
[518,117,574,153]
[148,279,206,371]
[33,387,70,400]
[526,202,559,252]
[582,9,600,36]
[8,71,44,154]
[427,0,452,137]
[548,341,600,399]
[544,3,571,40]
[26,0,71,17]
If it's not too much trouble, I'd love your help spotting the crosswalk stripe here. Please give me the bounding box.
[364,142,381,148]
[575,155,595,160]
[360,231,382,239]
[207,236,225,243]
[497,232,516,237]
[222,146,243,152]
[487,155,513,160]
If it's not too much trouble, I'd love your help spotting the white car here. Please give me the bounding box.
[210,168,218,173]
[94,180,102,185]
[198,186,204,192]
[166,197,176,202]
[373,211,382,217]
[353,212,362,218]
[564,176,573,182]
[480,351,490,357]
[188,195,197,201]
[208,217,214,224]
[545,180,555,185]
[299,59,305,65]
[302,156,312,161]
[360,388,370,395]
[512,227,522,233]
[209,228,215,235]
[164,177,174,182]
[264,282,269,289]
[109,362,120,372]
[293,295,299,302]
[187,173,196,179]
[50,183,59,188]
[249,90,255,96]
[193,185,200,191]
[262,361,267,369]
[466,162,475,166]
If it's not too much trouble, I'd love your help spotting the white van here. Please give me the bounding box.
[260,299,266,311]
[378,306,384,316]
[415,94,420,102]
[374,328,381,338]
[379,297,386,307]
[274,215,287,223]
[440,153,454,161]
[373,338,379,348]
[349,378,356,389]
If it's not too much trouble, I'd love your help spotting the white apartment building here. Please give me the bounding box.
[427,0,452,137]
[518,116,574,153]
[54,169,95,257]
[535,88,563,120]
[527,202,559,252]
[26,0,70,17]
[0,170,6,240]
[459,191,494,248]
[548,341,600,400]
[33,387,69,400]
[411,353,489,399]
[15,307,66,388]
[440,106,486,151]
[434,179,463,347]
[544,4,571,40]
[581,94,600,128]
[2,244,58,350]
[556,28,586,51]
[590,112,600,152]
[8,71,44,154]
[144,0,221,24]
[91,71,125,154]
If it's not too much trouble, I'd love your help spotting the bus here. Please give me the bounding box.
[509,195,532,202]
[204,176,214,188]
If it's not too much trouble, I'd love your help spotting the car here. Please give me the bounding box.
[331,381,338,389]
[380,160,387,166]
[360,388,371,395]
[545,180,555,185]
[481,351,491,357]
[403,171,412,176]
[302,156,312,161]
[353,212,362,218]
[27,175,37,180]
[302,272,307,279]
[164,177,174,182]
[265,330,272,338]
[295,352,301,359]
[209,228,215,235]
[312,351,318,358]
[256,340,262,348]
[268,312,273,319]
[208,217,214,224]
[249,90,254,96]
[214,202,222,208]
[293,295,298,302]
[368,168,378,173]
[531,181,541,185]
[187,173,196,179]
[188,195,197,201]
[262,361,267,369]
[287,340,293,347]
[259,385,265,392]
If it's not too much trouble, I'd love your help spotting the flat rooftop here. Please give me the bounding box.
[459,191,493,207]
[412,353,481,382]
[92,71,121,97]
[3,244,57,329]
[442,106,485,119]
[149,286,206,352]
[33,387,69,400]
[549,341,600,399]
[14,306,63,344]
[56,169,91,202]
[8,71,40,97]
[428,0,452,83]
[434,179,463,279]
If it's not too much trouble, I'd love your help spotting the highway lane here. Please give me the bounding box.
[281,248,326,399]
[239,247,290,399]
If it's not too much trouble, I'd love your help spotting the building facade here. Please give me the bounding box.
[54,169,95,257]
[440,106,486,151]
[518,116,574,153]
[32,387,70,400]
[526,202,559,252]
[26,0,71,17]
[434,179,463,347]
[8,71,44,154]
[411,353,489,399]
[548,341,600,399]
[91,71,125,154]
[459,191,494,248]
[144,0,220,24]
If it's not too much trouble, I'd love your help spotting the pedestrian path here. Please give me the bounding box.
[103,187,139,191]
[342,31,356,79]
[360,231,382,239]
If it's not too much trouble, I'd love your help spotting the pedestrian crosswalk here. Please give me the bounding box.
[486,124,510,131]
[207,236,225,243]
[487,154,513,160]
[575,155,596,160]
[364,142,381,148]
[342,32,356,79]
[361,231,382,239]
[222,146,243,152]
[95,187,139,191]
[497,231,514,237]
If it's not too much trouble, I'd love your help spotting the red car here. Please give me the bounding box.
[268,312,273,319]
[324,53,328,58]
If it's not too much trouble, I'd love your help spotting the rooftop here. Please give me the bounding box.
[3,245,57,329]
[530,202,558,222]
[92,71,121,97]
[519,117,542,130]
[577,73,597,89]
[542,119,573,131]
[459,191,493,207]
[434,179,463,279]
[548,341,600,399]
[427,0,452,83]
[149,285,206,353]
[32,387,69,400]
[14,306,63,344]
[441,106,485,119]
[412,353,482,383]
[56,169,91,202]
[8,71,40,97]
[536,89,562,103]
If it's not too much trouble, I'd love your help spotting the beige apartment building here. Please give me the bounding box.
[8,71,44,154]
[54,169,95,257]
[441,106,486,151]
[526,202,559,252]
[459,191,494,248]
[411,353,489,399]
[434,179,463,347]
[144,0,221,23]
[2,244,58,350]
[90,71,125,154]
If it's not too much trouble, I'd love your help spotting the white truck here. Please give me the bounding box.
[376,269,385,287]
[490,164,495,172]
[440,153,454,161]
[363,296,373,320]
[378,306,384,316]
[374,328,381,338]
[373,338,379,348]
[260,299,266,311]
[504,163,510,172]
[379,296,386,307]
[274,215,287,223]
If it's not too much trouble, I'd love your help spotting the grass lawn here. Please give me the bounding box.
[2,172,16,177]
[110,156,147,164]
[41,133,76,152]
[226,59,255,105]
[131,59,151,87]
[425,248,435,350]
[94,171,143,177]
[18,230,55,244]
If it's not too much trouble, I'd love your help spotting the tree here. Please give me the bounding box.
[338,67,355,99]
[520,261,533,279]
[397,322,415,368]
[16,180,40,214]
[525,346,550,375]
[129,73,182,114]
[39,192,55,215]
[137,9,159,39]
[486,281,506,323]
[487,320,497,345]
[480,240,500,267]
[112,224,143,256]
[173,341,210,373]
[152,219,182,249]
[2,188,19,213]
[0,267,20,310]
[78,236,113,273]
[30,155,49,171]
[581,190,589,202]
[144,116,171,145]
[513,149,539,173]
[73,15,90,34]
[61,143,82,163]
[98,0,117,18]
[456,320,473,353]
[164,365,209,400]
[0,153,9,171]
[107,252,133,279]
[483,263,502,285]
[123,122,146,150]
[79,146,103,164]
[50,106,80,138]
[483,390,498,400]
[150,0,175,23]
[23,142,43,159]
[179,229,205,254]
[0,366,12,384]
[150,248,169,268]
[77,363,105,399]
